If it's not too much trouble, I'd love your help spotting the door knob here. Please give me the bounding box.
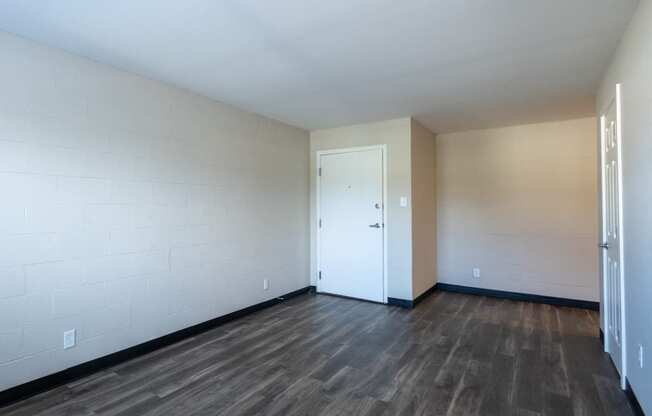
[599,242,610,249]
[369,223,381,228]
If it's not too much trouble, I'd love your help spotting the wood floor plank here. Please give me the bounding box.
[2,292,633,416]
[594,374,636,416]
[514,348,545,413]
[480,352,516,416]
[543,392,574,416]
[447,359,492,416]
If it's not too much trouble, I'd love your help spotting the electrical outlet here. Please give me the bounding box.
[263,279,270,291]
[472,268,481,279]
[639,344,644,369]
[63,329,76,349]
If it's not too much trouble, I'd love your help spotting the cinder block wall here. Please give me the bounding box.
[0,31,309,391]
[436,118,598,301]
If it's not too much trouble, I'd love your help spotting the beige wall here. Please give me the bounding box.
[410,120,437,298]
[597,0,652,411]
[436,118,599,301]
[0,31,309,391]
[310,118,413,300]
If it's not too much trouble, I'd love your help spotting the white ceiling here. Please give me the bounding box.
[0,0,639,133]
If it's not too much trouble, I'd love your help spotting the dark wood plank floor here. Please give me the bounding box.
[2,291,635,416]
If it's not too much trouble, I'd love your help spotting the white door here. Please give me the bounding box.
[318,147,385,302]
[601,85,626,387]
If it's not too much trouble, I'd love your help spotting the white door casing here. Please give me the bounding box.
[600,84,626,389]
[317,146,387,303]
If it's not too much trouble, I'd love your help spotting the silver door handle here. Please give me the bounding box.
[369,223,381,228]
[599,242,610,249]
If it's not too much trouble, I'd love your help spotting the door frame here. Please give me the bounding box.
[316,145,388,303]
[599,83,627,389]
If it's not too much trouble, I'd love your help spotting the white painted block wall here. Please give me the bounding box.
[0,32,309,391]
[436,118,599,301]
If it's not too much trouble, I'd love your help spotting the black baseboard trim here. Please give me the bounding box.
[626,378,646,416]
[387,297,414,309]
[0,286,313,409]
[388,283,438,309]
[436,283,600,311]
[317,291,385,305]
[600,329,605,347]
[413,284,438,307]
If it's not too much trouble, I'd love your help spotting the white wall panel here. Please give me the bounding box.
[0,31,309,390]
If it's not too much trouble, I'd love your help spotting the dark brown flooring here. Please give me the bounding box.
[2,291,635,416]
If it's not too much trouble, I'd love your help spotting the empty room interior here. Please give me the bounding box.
[0,1,650,415]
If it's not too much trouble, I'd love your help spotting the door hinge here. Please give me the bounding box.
[318,271,322,280]
[318,167,322,176]
[319,219,322,228]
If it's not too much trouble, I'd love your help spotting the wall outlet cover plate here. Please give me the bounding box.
[63,329,76,349]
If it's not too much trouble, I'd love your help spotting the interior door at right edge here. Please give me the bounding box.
[603,99,623,378]
[319,149,384,302]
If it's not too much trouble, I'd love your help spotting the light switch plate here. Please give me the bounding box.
[400,197,408,207]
